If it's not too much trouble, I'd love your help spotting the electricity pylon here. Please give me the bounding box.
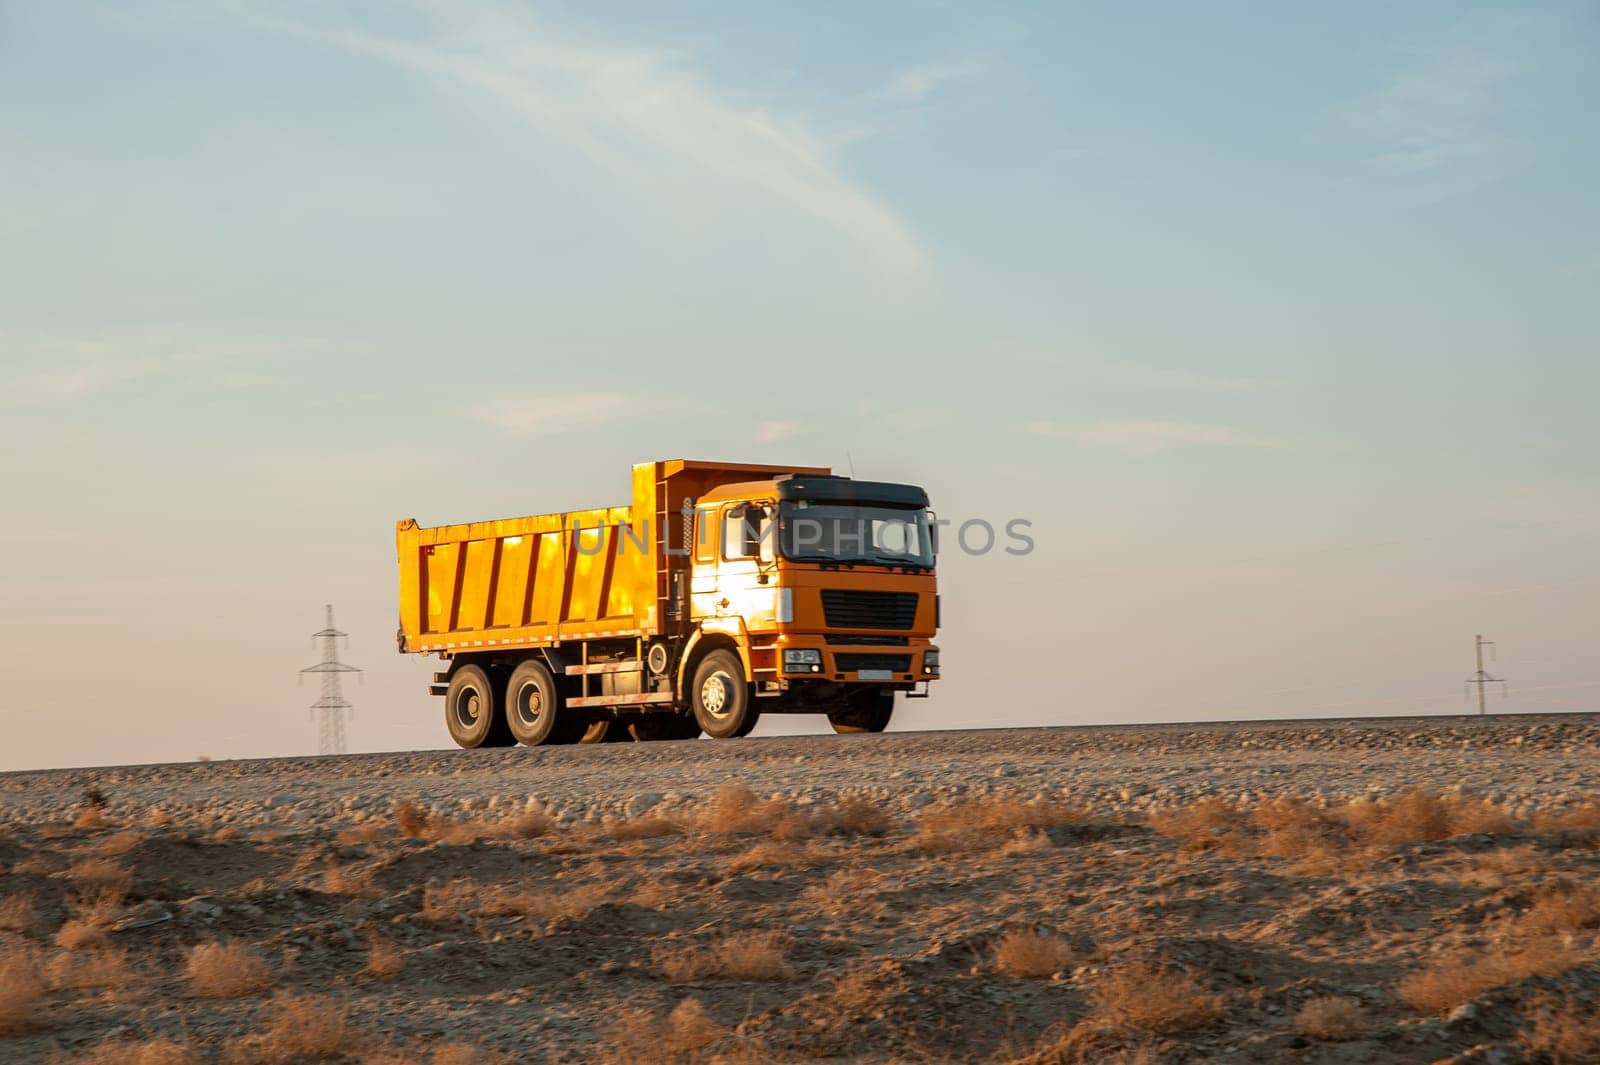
[300,604,361,754]
[1465,633,1506,717]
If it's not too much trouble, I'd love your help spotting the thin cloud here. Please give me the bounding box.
[248,6,925,273]
[754,419,801,444]
[1107,365,1264,394]
[477,393,666,436]
[1023,419,1286,454]
[256,445,442,484]
[2,325,323,407]
[882,61,979,103]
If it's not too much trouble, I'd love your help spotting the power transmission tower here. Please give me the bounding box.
[300,604,361,755]
[1465,633,1506,716]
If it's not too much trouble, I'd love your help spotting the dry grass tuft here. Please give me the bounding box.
[1148,797,1244,851]
[1346,789,1516,846]
[366,938,404,982]
[0,894,37,934]
[429,1046,513,1065]
[694,785,795,837]
[185,942,273,998]
[213,826,241,842]
[392,799,554,845]
[1005,1022,1158,1065]
[425,880,611,923]
[336,823,385,845]
[608,813,689,840]
[239,992,353,1062]
[50,1039,201,1065]
[994,929,1077,979]
[94,830,145,856]
[726,840,816,874]
[1520,991,1600,1064]
[1518,881,1600,935]
[1399,941,1583,1013]
[0,949,47,1035]
[1090,963,1224,1034]
[913,797,1087,852]
[47,946,131,991]
[1295,996,1365,1041]
[66,857,132,893]
[394,800,432,838]
[55,917,109,951]
[321,863,379,897]
[601,997,725,1064]
[805,796,897,838]
[73,807,113,831]
[655,931,792,982]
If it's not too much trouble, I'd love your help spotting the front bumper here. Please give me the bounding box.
[775,635,940,684]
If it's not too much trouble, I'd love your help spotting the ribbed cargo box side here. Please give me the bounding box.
[396,496,659,654]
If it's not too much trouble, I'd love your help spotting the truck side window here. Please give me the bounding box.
[694,509,716,563]
[722,507,746,560]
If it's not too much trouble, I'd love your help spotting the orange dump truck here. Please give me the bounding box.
[396,460,940,746]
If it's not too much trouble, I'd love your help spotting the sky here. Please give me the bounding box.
[1,1,1597,771]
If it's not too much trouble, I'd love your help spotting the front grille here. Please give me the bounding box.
[820,590,918,630]
[824,634,908,645]
[833,653,912,673]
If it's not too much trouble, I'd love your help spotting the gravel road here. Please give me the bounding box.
[5,712,1596,827]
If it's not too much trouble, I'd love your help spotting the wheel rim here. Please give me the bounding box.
[513,681,545,730]
[699,671,734,719]
[453,686,482,730]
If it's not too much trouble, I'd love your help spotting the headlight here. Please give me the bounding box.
[923,650,940,675]
[782,649,822,673]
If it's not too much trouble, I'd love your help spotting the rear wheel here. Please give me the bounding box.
[505,660,561,746]
[445,665,505,749]
[827,689,894,734]
[692,650,757,739]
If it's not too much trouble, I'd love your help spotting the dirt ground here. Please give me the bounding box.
[2,717,1599,1064]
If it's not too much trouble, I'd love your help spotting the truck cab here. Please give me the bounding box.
[687,474,939,734]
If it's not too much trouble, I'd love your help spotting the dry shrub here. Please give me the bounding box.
[1090,963,1224,1034]
[394,800,432,838]
[430,1046,512,1065]
[185,942,273,998]
[694,785,794,836]
[1347,790,1516,847]
[322,863,378,897]
[726,840,815,874]
[392,800,553,845]
[805,796,896,838]
[630,880,678,910]
[1295,996,1364,1041]
[995,930,1077,979]
[913,797,1087,852]
[1519,881,1600,935]
[55,917,108,951]
[67,858,132,893]
[0,894,37,933]
[74,807,112,830]
[214,826,241,842]
[608,813,688,841]
[0,949,46,1035]
[601,998,725,1064]
[1399,942,1583,1013]
[94,830,144,856]
[1252,797,1337,858]
[241,992,352,1062]
[48,947,130,991]
[1147,797,1244,852]
[655,931,792,982]
[337,824,385,845]
[1521,991,1600,1064]
[1534,798,1600,834]
[1001,831,1054,855]
[479,883,610,921]
[366,938,404,982]
[1005,1023,1157,1065]
[49,1040,200,1065]
[146,808,175,828]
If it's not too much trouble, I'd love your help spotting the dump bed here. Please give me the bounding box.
[396,460,826,655]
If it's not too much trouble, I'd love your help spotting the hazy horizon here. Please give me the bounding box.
[3,2,1597,772]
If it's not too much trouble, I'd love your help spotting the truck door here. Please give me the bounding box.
[717,503,776,626]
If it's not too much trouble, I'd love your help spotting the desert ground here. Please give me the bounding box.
[2,713,1599,1064]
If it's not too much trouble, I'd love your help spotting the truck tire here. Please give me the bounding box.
[827,689,894,734]
[445,665,504,749]
[629,714,702,742]
[691,650,757,739]
[505,660,561,746]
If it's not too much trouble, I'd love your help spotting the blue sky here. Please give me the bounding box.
[1,2,1597,769]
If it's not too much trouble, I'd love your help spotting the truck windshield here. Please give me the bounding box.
[778,503,935,568]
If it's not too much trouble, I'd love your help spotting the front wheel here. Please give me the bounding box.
[691,650,757,739]
[827,689,894,734]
